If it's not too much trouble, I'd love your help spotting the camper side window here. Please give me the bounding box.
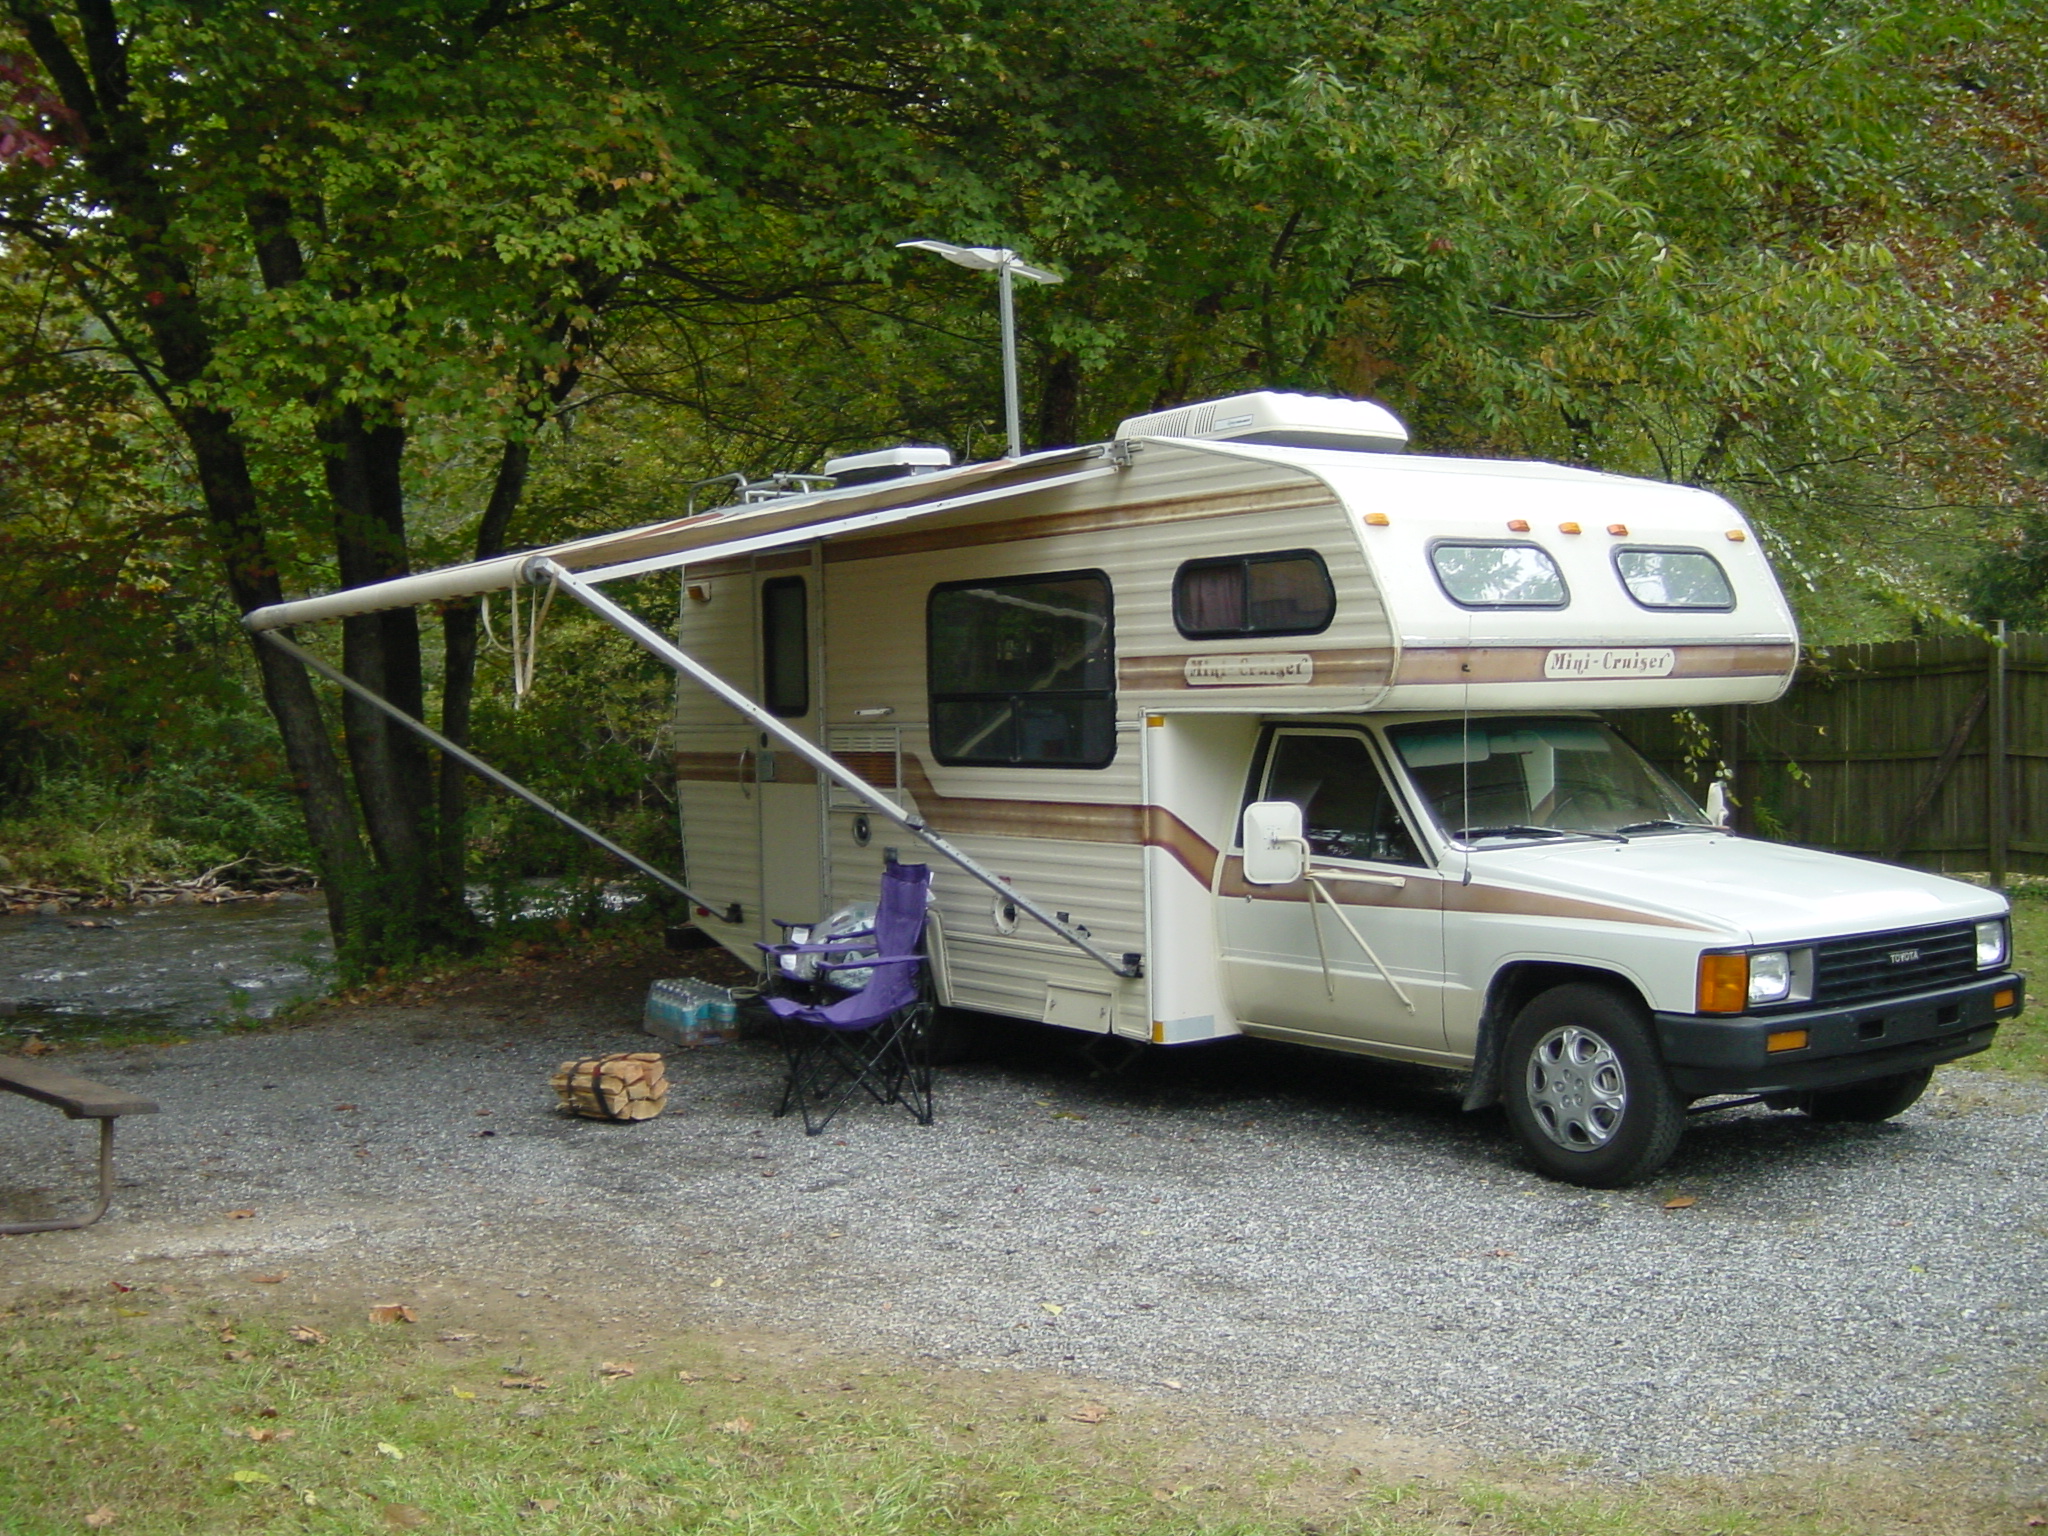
[1173,550,1335,638]
[1258,732,1424,866]
[1613,546,1735,610]
[761,575,809,718]
[927,570,1116,768]
[1429,541,1568,608]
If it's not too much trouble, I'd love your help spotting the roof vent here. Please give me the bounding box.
[1115,391,1408,453]
[823,445,955,488]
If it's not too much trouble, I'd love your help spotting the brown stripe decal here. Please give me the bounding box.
[1444,881,1711,930]
[825,483,1338,565]
[1120,647,1396,691]
[1392,643,1796,686]
[675,751,743,783]
[897,755,1218,882]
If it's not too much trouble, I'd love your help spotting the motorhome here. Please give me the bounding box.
[247,391,2023,1187]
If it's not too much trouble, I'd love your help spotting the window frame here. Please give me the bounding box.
[1426,538,1571,610]
[925,567,1118,770]
[1239,725,1434,869]
[760,573,810,718]
[1610,544,1737,612]
[1172,548,1336,640]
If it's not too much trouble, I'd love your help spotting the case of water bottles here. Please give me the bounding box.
[642,977,741,1047]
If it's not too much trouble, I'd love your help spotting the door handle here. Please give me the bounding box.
[737,749,753,799]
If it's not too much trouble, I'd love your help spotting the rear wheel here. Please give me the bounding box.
[1503,983,1684,1188]
[1786,1068,1932,1123]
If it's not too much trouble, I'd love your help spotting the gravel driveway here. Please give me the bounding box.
[3,966,2042,1491]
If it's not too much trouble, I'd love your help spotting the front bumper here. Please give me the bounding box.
[1652,971,2023,1099]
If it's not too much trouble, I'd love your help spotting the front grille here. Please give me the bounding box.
[1812,922,1979,1006]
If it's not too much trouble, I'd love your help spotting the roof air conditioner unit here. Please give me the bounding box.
[824,445,954,488]
[1114,391,1408,453]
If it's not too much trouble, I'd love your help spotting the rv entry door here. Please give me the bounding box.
[1219,729,1448,1053]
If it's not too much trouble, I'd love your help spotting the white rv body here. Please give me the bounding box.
[673,433,1800,1038]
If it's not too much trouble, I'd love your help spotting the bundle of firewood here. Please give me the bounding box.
[551,1052,668,1121]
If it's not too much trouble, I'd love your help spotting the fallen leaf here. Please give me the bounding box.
[1158,1379,1185,1391]
[499,1374,549,1390]
[1663,1195,1698,1210]
[723,1373,746,1383]
[244,1427,276,1443]
[709,1277,725,1289]
[597,1361,635,1380]
[226,1209,256,1220]
[217,1328,238,1342]
[449,1386,476,1400]
[436,1331,478,1343]
[1067,1403,1109,1424]
[228,1469,273,1486]
[380,1504,430,1529]
[376,1441,406,1460]
[333,1104,357,1112]
[21,1038,51,1056]
[288,1325,326,1344]
[1040,1302,1064,1316]
[249,1273,288,1285]
[368,1305,418,1325]
[715,1416,753,1435]
[83,1508,118,1528]
[107,1281,133,1294]
[225,1349,255,1363]
[676,1370,702,1382]
[522,1499,561,1514]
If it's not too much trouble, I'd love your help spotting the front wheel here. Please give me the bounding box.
[1786,1068,1932,1123]
[1503,984,1684,1188]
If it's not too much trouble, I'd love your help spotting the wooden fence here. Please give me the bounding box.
[1609,632,2047,879]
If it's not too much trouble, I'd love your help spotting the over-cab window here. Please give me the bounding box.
[1174,550,1335,639]
[761,575,809,717]
[1429,541,1568,608]
[927,570,1115,768]
[1614,546,1734,610]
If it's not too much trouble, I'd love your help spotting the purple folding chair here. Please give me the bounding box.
[756,860,935,1134]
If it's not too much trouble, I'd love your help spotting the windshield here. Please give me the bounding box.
[1386,717,1710,843]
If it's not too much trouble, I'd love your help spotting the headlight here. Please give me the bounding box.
[1976,919,2009,969]
[1748,950,1792,1005]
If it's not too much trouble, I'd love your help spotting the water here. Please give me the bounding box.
[0,895,333,1043]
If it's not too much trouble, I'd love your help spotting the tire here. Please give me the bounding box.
[1789,1068,1932,1124]
[1503,983,1685,1188]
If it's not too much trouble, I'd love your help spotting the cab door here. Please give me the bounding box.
[1217,728,1449,1054]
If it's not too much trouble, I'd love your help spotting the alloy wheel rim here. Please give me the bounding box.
[1526,1024,1628,1150]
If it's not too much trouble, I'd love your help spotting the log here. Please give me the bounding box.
[552,1052,669,1121]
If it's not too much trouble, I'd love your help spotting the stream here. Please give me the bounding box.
[0,896,334,1044]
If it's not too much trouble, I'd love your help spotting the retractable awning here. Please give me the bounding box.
[244,445,1111,632]
[243,443,1143,980]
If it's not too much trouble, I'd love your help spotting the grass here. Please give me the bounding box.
[1995,883,2048,1077]
[0,1291,2034,1536]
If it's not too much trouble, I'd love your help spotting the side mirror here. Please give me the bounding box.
[1241,800,1307,885]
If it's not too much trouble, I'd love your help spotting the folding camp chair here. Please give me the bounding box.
[757,860,935,1135]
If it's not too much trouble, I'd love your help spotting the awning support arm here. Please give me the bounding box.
[254,629,736,921]
[530,557,1142,980]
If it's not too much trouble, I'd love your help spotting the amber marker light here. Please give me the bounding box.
[1766,1029,1810,1053]
[1558,521,1582,534]
[1996,989,2017,1010]
[1697,953,1749,1013]
[1607,523,1629,536]
[1507,518,1530,532]
[1726,529,1748,541]
[1363,512,1391,526]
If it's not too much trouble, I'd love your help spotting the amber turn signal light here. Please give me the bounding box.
[1697,953,1748,1013]
[1766,1029,1810,1053]
[1995,989,2016,1010]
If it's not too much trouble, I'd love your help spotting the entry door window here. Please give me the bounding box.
[1258,733,1424,866]
[762,575,809,718]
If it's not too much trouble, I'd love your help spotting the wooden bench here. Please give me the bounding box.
[0,1058,159,1235]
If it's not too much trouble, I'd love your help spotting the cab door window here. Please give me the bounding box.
[1257,732,1424,865]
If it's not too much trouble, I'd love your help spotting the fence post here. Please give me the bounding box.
[1989,621,2009,892]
